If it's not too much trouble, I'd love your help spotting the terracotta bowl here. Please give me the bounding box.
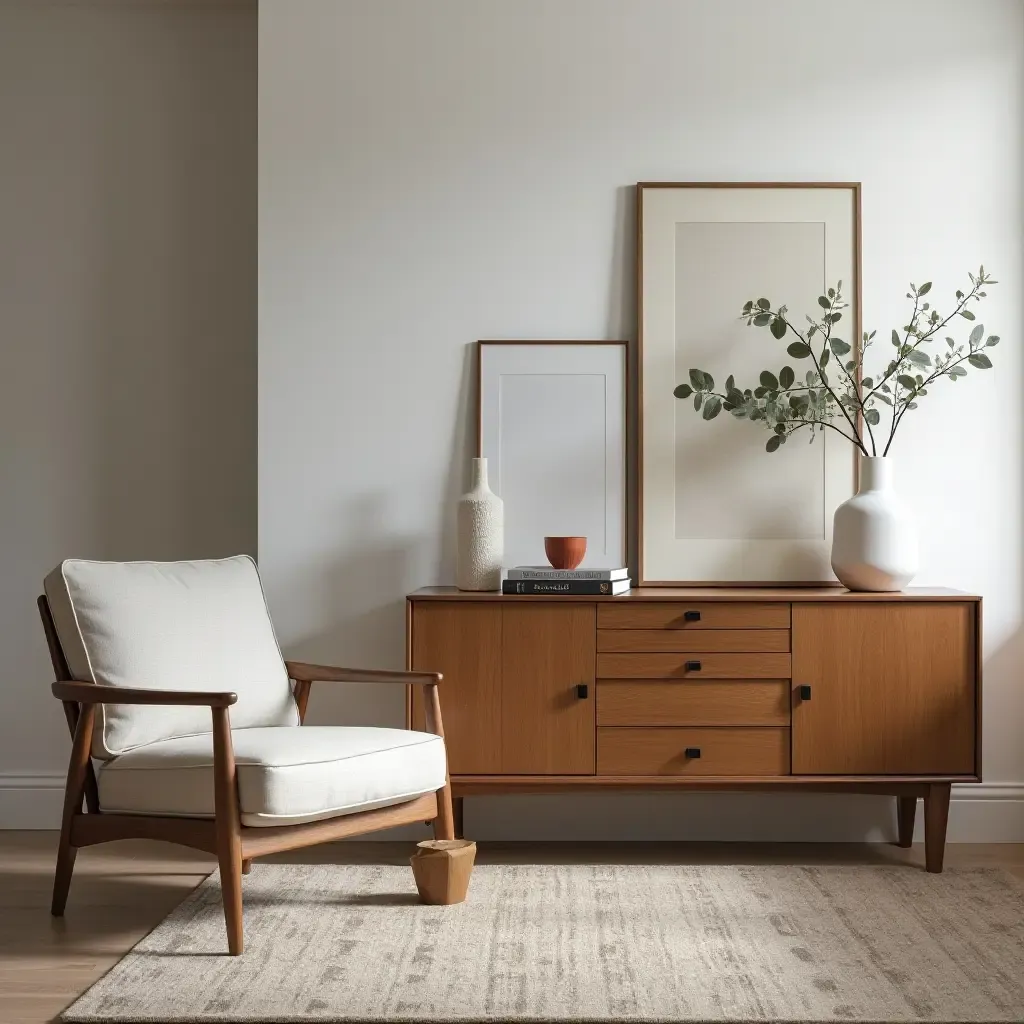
[544,536,587,570]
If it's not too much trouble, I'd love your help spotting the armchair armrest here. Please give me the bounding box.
[285,661,441,686]
[51,680,238,708]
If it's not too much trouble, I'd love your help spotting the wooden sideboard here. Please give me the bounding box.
[406,587,982,871]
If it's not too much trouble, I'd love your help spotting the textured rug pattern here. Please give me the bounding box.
[62,863,1024,1022]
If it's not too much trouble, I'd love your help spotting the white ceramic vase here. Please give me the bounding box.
[456,457,503,591]
[831,456,918,592]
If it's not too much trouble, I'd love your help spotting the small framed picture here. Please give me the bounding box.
[477,341,627,570]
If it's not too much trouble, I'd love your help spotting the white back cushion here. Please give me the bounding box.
[44,556,298,758]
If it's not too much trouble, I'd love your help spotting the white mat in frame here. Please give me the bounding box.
[638,182,860,585]
[477,341,627,572]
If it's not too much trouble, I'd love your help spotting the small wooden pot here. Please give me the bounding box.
[544,536,587,569]
[410,839,476,905]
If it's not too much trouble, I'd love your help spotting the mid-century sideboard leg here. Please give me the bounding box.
[453,796,465,840]
[923,783,951,873]
[896,796,917,848]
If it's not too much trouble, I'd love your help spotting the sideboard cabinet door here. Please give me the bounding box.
[501,604,596,774]
[792,603,976,775]
[410,603,502,774]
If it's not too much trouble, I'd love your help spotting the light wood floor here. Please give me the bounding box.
[2,833,1022,1024]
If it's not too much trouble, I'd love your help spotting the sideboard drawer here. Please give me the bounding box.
[596,652,792,679]
[597,679,790,727]
[597,629,789,653]
[598,603,790,630]
[597,727,790,776]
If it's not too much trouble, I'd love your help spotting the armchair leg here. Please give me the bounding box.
[52,837,77,917]
[52,703,95,916]
[213,707,245,955]
[433,782,456,841]
[241,859,252,875]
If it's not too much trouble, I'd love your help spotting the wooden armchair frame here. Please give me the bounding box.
[38,596,454,955]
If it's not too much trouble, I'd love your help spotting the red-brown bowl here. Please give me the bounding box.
[544,536,587,570]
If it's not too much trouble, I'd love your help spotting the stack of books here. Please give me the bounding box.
[502,566,631,596]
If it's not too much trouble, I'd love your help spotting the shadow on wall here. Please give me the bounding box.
[284,342,476,731]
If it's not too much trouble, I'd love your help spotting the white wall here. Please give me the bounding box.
[0,0,257,826]
[261,0,1024,841]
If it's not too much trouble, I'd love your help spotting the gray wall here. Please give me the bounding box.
[0,0,256,825]
[260,0,1024,841]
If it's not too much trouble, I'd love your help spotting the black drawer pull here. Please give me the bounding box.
[683,610,701,622]
[684,747,701,759]
[684,660,702,672]
[799,684,812,701]
[576,683,589,699]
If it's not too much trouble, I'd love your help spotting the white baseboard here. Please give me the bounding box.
[0,773,66,830]
[2,774,1022,841]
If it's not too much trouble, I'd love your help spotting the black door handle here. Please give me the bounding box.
[683,610,701,622]
[685,660,702,672]
[576,684,589,699]
[684,747,701,759]
[799,684,812,701]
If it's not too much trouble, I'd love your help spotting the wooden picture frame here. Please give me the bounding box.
[476,341,628,571]
[637,182,862,586]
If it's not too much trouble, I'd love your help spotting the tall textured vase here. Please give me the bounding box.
[831,456,918,592]
[456,457,503,591]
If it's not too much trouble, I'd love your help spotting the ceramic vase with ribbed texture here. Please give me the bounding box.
[831,456,918,591]
[456,458,503,591]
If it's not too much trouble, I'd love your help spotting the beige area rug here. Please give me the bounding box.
[62,864,1024,1023]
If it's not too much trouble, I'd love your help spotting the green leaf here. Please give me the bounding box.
[779,366,795,389]
[892,330,901,347]
[818,296,830,309]
[673,384,693,399]
[725,374,735,392]
[969,324,984,346]
[820,349,830,367]
[806,370,816,386]
[757,298,771,310]
[702,396,722,420]
[876,393,892,405]
[907,349,931,368]
[688,369,704,391]
[753,313,771,327]
[727,388,744,406]
[693,393,703,412]
[947,337,955,349]
[961,309,976,320]
[968,353,993,369]
[742,301,753,315]
[828,312,843,324]
[918,281,932,295]
[760,371,779,391]
[830,338,851,356]
[702,372,715,391]
[766,435,783,453]
[898,374,917,391]
[986,335,1000,347]
[770,316,787,340]
[949,365,968,378]
[787,342,811,359]
[864,408,881,426]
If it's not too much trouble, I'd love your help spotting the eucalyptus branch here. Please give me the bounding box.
[773,310,869,455]
[673,267,1000,457]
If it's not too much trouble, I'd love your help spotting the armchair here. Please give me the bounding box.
[40,557,454,955]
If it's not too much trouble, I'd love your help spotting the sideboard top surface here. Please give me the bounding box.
[408,586,981,602]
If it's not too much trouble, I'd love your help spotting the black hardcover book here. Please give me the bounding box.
[502,579,631,596]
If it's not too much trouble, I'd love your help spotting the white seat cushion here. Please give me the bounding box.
[96,726,447,827]
[44,556,298,758]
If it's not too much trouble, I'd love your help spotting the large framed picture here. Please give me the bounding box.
[638,182,860,585]
[477,341,627,570]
